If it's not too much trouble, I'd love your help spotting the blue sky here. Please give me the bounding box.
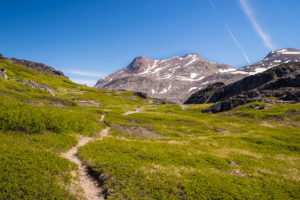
[0,0,299,86]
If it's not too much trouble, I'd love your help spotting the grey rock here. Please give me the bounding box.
[0,68,8,80]
[17,79,55,96]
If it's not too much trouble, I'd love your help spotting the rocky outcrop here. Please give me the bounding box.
[0,68,8,80]
[186,63,300,113]
[0,53,67,78]
[184,82,225,104]
[11,58,66,77]
[134,91,148,99]
[17,79,55,96]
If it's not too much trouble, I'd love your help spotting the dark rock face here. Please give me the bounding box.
[11,58,66,77]
[184,82,225,104]
[134,91,148,99]
[0,53,66,78]
[187,63,300,112]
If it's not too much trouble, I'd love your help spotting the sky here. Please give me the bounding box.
[0,0,299,86]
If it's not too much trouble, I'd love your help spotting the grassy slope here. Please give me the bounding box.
[0,59,299,199]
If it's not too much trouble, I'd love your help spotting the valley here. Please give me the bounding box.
[0,56,299,199]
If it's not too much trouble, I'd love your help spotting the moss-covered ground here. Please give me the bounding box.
[0,60,299,199]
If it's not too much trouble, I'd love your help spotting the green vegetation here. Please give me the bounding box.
[79,103,300,199]
[0,60,299,199]
[0,132,77,200]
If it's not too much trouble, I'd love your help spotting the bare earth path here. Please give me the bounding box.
[123,107,144,115]
[61,115,109,200]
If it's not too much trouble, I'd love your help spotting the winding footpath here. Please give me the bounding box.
[61,115,109,200]
[123,107,144,115]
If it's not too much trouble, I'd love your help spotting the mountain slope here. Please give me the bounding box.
[95,53,237,103]
[95,48,300,103]
[232,48,300,75]
[0,53,66,77]
[185,62,300,112]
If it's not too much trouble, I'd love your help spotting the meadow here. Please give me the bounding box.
[0,59,299,199]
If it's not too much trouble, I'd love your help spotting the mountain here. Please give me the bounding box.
[95,48,300,103]
[185,62,300,112]
[231,48,300,75]
[0,53,66,77]
[95,53,237,103]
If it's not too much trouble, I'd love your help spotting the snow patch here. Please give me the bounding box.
[231,71,251,75]
[218,68,236,73]
[176,76,204,81]
[190,73,198,79]
[183,56,198,66]
[188,87,198,92]
[140,60,159,74]
[163,74,172,79]
[281,51,300,55]
[168,65,182,71]
[159,88,168,94]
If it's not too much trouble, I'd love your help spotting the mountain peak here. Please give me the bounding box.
[96,52,236,103]
[265,48,300,59]
[124,56,154,74]
[134,56,152,61]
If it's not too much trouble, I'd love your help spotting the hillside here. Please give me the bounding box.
[0,58,299,199]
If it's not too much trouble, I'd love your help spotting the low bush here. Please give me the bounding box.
[0,97,100,135]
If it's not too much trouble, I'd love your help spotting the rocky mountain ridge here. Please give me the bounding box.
[0,53,66,77]
[95,48,300,103]
[96,53,239,103]
[185,62,300,112]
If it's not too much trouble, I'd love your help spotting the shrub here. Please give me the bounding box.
[0,96,100,134]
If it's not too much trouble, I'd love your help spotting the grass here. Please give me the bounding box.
[0,96,101,135]
[0,60,299,199]
[79,103,300,199]
[0,131,77,200]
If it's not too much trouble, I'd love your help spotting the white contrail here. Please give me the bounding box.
[225,25,251,64]
[209,0,251,65]
[238,0,275,50]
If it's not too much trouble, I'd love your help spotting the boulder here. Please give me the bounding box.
[134,91,148,99]
[0,68,8,80]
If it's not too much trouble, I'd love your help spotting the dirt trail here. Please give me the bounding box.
[100,114,105,121]
[61,115,109,200]
[123,107,144,115]
[180,104,189,110]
